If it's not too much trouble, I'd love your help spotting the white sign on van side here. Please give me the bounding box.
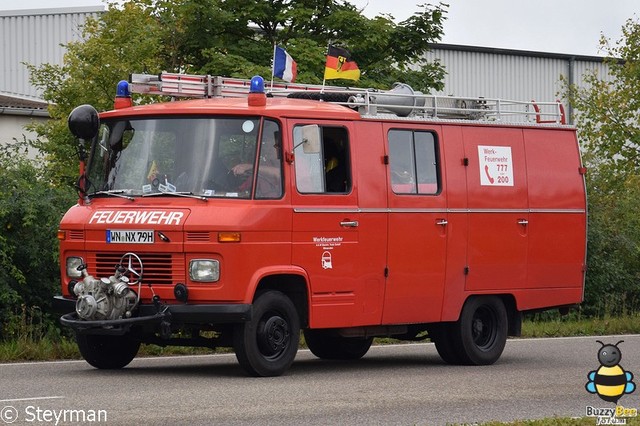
[478,146,514,186]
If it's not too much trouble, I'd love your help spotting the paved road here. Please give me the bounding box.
[1,335,639,425]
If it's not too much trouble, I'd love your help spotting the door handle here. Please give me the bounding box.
[517,219,529,225]
[340,220,359,228]
[436,219,448,226]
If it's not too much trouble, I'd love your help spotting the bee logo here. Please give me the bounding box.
[586,340,636,403]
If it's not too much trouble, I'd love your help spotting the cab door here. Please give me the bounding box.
[290,120,385,328]
[382,125,448,324]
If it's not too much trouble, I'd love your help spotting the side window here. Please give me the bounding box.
[293,125,351,194]
[388,129,438,195]
[255,120,283,199]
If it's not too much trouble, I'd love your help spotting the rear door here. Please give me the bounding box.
[462,126,529,291]
[523,128,587,299]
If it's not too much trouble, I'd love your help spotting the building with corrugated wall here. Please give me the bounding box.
[426,44,614,124]
[0,6,103,155]
[1,6,103,99]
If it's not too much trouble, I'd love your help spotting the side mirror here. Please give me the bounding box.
[68,104,100,141]
[300,124,320,154]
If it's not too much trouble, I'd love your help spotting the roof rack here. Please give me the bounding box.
[129,72,566,125]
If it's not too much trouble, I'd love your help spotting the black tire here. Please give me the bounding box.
[304,329,373,360]
[430,323,465,365]
[455,296,508,365]
[76,333,140,369]
[233,291,300,377]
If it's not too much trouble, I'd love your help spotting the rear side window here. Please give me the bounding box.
[293,125,351,194]
[388,130,439,195]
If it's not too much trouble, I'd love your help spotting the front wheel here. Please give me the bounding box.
[233,291,300,377]
[76,333,140,369]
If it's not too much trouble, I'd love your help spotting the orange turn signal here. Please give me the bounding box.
[218,232,241,243]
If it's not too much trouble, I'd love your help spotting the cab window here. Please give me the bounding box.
[255,120,284,199]
[388,130,439,195]
[293,125,351,194]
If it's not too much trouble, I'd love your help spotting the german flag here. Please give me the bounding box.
[324,45,360,81]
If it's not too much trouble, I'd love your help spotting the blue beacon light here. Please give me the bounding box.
[249,76,265,93]
[116,80,130,97]
[248,75,267,106]
[114,80,132,109]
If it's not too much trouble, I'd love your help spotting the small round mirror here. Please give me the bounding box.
[242,120,255,133]
[68,104,100,140]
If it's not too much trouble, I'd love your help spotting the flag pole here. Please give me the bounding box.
[321,41,331,94]
[270,43,277,91]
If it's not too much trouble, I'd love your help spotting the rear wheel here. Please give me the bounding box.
[304,329,373,360]
[458,296,508,365]
[233,291,300,377]
[432,296,508,365]
[76,333,140,369]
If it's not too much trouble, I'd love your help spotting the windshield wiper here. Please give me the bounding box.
[88,190,135,201]
[142,191,208,201]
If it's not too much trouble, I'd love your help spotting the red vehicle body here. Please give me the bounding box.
[55,74,587,376]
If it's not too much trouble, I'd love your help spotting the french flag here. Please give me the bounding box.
[273,46,297,83]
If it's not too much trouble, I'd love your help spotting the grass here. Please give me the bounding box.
[1,311,640,363]
[475,417,640,426]
[521,312,640,338]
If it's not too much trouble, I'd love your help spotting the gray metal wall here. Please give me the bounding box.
[0,6,103,99]
[426,44,614,123]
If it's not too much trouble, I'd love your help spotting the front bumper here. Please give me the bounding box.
[54,296,251,335]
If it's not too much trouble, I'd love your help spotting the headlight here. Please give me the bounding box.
[66,256,84,278]
[189,259,220,282]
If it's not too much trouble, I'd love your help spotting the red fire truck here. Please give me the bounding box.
[54,73,587,376]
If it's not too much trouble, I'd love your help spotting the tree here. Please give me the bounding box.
[0,144,76,338]
[28,0,166,187]
[563,18,640,315]
[28,0,447,187]
[565,18,640,180]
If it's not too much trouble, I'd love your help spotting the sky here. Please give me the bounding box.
[1,0,638,57]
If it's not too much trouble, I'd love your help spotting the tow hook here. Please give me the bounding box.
[152,294,172,339]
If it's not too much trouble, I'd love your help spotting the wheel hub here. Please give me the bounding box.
[472,307,495,349]
[257,315,290,357]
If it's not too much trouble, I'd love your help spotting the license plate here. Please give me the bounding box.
[107,230,154,244]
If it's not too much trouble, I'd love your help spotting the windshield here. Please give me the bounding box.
[86,117,283,199]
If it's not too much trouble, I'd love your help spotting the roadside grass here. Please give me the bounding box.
[476,417,640,426]
[1,312,639,363]
[521,312,640,338]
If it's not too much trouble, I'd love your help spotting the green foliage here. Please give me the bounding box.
[562,17,640,315]
[28,0,447,186]
[0,143,76,340]
[582,173,640,316]
[27,1,166,187]
[565,18,640,178]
